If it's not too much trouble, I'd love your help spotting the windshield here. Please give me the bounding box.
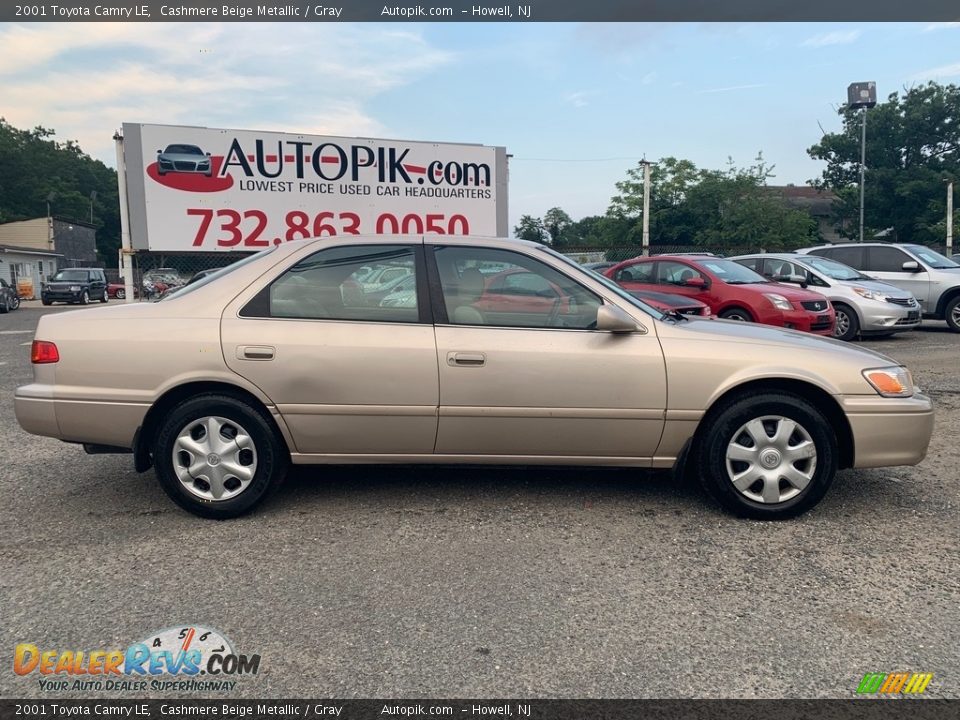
[537,247,666,319]
[160,249,276,301]
[164,144,203,155]
[907,245,960,269]
[801,255,869,281]
[51,270,88,282]
[697,258,767,284]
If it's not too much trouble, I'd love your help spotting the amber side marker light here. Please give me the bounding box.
[862,367,913,398]
[31,340,59,364]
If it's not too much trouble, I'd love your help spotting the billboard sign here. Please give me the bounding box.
[121,123,508,251]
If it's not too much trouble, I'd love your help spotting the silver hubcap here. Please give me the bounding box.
[725,415,817,504]
[172,416,257,501]
[834,310,850,337]
[952,303,960,326]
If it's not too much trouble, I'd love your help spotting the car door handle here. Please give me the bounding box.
[448,352,485,367]
[238,345,275,361]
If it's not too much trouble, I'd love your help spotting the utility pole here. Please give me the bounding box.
[114,131,135,303]
[948,180,954,255]
[640,159,651,256]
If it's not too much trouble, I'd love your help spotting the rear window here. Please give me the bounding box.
[811,246,865,269]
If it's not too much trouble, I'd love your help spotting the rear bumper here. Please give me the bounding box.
[15,385,147,449]
[843,393,934,468]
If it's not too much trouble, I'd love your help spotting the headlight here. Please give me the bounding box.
[763,293,793,311]
[862,366,914,398]
[851,286,878,300]
[69,285,81,291]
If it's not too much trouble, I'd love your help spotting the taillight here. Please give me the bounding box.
[31,340,59,364]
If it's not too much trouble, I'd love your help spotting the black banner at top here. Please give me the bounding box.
[3,0,960,22]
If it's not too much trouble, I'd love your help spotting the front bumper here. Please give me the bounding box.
[843,392,934,468]
[42,289,85,302]
[860,302,921,334]
[780,308,835,336]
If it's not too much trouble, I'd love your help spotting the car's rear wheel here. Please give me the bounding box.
[945,295,960,333]
[116,289,126,300]
[154,394,288,519]
[719,307,752,322]
[698,392,837,519]
[832,303,859,341]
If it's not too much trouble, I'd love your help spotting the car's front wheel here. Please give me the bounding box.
[698,392,837,519]
[10,295,19,310]
[153,394,288,519]
[719,307,753,322]
[945,295,960,333]
[832,303,859,341]
[79,290,89,305]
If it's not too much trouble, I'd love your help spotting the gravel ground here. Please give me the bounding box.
[1,304,957,699]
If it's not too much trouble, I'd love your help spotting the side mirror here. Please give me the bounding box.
[157,150,162,154]
[902,261,922,273]
[683,276,707,288]
[597,305,640,333]
[206,152,212,156]
[776,273,808,288]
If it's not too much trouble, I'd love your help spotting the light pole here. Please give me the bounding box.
[847,82,876,243]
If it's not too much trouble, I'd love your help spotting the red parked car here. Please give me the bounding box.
[604,255,835,335]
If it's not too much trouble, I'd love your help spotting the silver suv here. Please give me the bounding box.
[798,243,960,333]
[730,253,920,341]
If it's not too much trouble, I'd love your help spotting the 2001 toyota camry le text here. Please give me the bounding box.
[14,235,934,520]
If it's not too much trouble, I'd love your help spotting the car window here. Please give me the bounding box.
[241,245,420,323]
[813,246,865,269]
[907,245,959,269]
[734,258,760,272]
[866,246,912,272]
[432,246,602,329]
[614,262,654,283]
[761,258,802,279]
[698,259,767,284]
[657,261,703,285]
[51,270,89,282]
[803,255,868,281]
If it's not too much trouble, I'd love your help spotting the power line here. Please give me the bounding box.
[509,156,646,163]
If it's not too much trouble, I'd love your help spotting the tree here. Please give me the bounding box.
[513,214,548,243]
[0,118,120,261]
[808,82,960,244]
[542,207,574,247]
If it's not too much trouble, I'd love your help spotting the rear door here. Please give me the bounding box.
[221,243,439,456]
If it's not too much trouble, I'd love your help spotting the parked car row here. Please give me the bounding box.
[585,242,960,340]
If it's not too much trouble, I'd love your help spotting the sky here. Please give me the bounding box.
[1,21,960,232]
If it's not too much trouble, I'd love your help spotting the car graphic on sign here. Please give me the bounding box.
[157,144,213,177]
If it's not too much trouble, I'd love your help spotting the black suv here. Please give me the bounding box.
[41,268,108,306]
[0,278,20,313]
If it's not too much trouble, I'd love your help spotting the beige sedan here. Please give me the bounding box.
[15,236,934,520]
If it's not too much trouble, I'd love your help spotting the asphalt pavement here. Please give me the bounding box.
[1,303,957,699]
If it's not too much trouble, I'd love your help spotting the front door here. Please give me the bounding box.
[221,243,439,456]
[864,246,931,310]
[428,244,666,459]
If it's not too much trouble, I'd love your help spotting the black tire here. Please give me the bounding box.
[697,392,838,520]
[41,298,52,306]
[80,290,89,305]
[153,394,289,519]
[116,289,126,300]
[0,298,7,314]
[100,290,108,303]
[10,295,19,310]
[719,307,753,322]
[832,303,860,341]
[946,295,960,333]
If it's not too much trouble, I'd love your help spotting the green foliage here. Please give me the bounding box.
[0,118,119,260]
[514,214,548,243]
[808,82,960,244]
